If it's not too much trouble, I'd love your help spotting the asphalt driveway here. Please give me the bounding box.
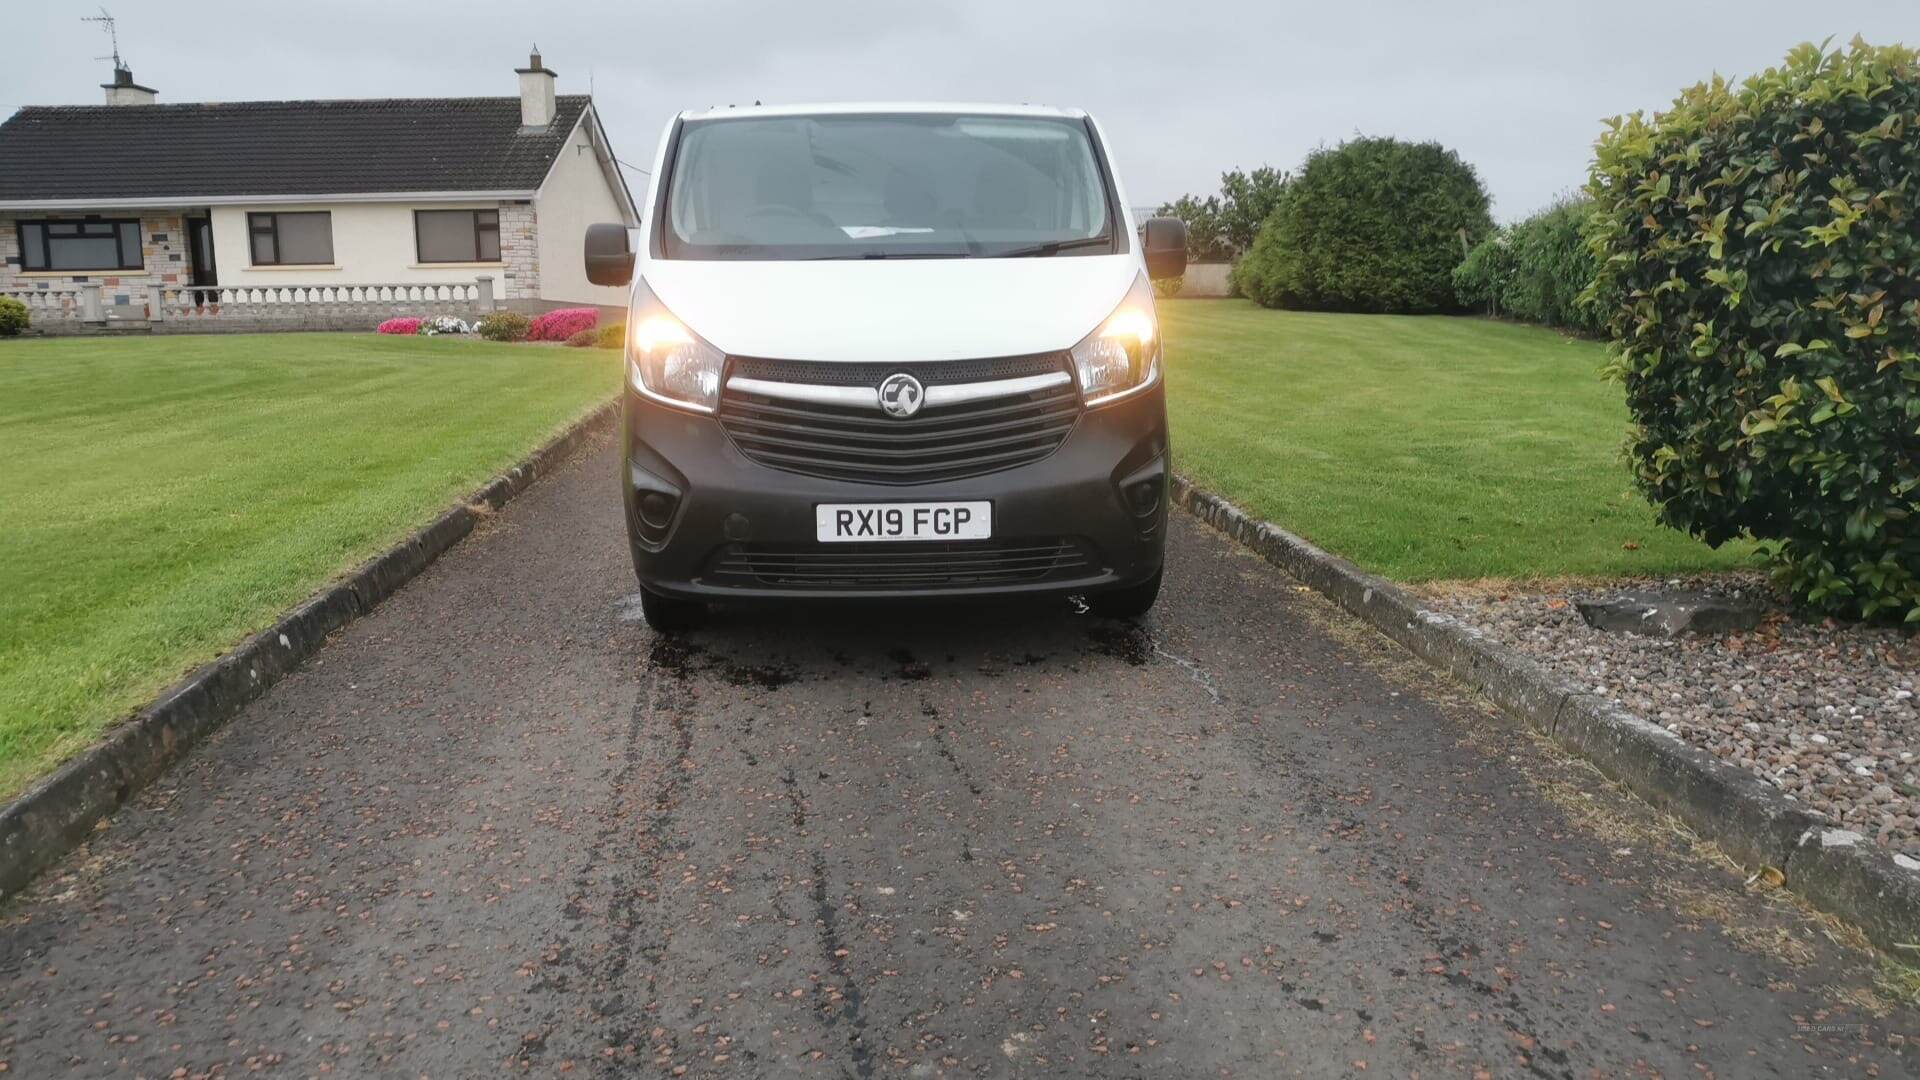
[0,430,1911,1077]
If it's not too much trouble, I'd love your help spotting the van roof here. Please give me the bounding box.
[677,102,1088,122]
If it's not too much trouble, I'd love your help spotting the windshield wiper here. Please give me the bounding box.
[801,232,1111,260]
[807,250,971,260]
[997,235,1116,258]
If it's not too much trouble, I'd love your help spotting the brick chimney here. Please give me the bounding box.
[102,65,157,106]
[515,47,557,129]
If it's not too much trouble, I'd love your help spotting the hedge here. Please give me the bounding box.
[1587,38,1920,620]
[1232,136,1493,314]
[1454,197,1605,334]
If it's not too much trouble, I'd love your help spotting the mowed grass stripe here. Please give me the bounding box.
[0,333,616,797]
[1159,300,1752,582]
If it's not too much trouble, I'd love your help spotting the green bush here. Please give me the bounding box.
[1454,197,1604,333]
[1587,38,1920,620]
[595,322,626,349]
[1225,250,1259,302]
[0,296,26,337]
[1233,137,1493,314]
[476,311,530,342]
[563,328,598,348]
[1451,231,1518,316]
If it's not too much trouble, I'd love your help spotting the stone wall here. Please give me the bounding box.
[0,211,191,319]
[1170,262,1234,299]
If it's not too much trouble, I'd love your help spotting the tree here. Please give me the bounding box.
[1155,193,1228,261]
[1157,166,1291,262]
[1233,136,1493,314]
[1214,167,1290,255]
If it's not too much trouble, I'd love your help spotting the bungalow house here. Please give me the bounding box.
[0,51,638,332]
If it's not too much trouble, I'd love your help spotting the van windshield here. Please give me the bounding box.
[661,113,1116,260]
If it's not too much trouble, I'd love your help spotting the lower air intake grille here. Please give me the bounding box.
[705,538,1091,590]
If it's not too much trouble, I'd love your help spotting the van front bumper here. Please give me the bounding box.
[621,382,1169,602]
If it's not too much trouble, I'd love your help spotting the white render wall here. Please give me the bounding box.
[207,201,525,296]
[533,118,630,308]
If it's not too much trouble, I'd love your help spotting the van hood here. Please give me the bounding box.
[638,255,1142,364]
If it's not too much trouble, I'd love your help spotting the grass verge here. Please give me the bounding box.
[1159,300,1754,581]
[0,332,615,797]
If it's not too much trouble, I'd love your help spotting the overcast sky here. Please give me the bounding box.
[6,2,1916,221]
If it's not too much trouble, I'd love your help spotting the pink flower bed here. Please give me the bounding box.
[527,307,598,342]
[376,317,422,335]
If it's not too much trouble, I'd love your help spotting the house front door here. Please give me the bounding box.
[185,216,216,289]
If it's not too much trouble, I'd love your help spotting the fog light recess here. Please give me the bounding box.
[1126,475,1164,518]
[629,474,683,547]
[640,492,675,529]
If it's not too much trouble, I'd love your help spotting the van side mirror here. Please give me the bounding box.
[1141,217,1188,281]
[585,222,634,287]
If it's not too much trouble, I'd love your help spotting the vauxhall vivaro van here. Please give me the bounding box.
[584,103,1187,630]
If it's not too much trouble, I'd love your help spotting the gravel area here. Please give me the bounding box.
[1424,573,1920,857]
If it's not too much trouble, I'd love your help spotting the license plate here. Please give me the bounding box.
[815,502,992,543]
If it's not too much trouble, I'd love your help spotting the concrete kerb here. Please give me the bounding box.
[0,400,617,902]
[1171,473,1920,952]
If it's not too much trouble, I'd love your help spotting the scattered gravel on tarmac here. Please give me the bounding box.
[1426,573,1920,857]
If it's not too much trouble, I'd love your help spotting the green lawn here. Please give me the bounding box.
[0,333,616,797]
[1160,300,1754,582]
[0,312,1743,793]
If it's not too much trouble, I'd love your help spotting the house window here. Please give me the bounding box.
[414,209,501,263]
[17,219,143,271]
[247,212,334,265]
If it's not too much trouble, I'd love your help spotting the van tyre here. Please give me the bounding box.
[639,586,705,634]
[1089,567,1162,619]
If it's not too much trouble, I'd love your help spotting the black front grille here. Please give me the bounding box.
[706,538,1091,590]
[718,356,1080,485]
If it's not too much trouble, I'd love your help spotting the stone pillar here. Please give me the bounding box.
[79,283,104,324]
[142,212,186,294]
[498,203,539,301]
[147,283,166,322]
[476,275,496,312]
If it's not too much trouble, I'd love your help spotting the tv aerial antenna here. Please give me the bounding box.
[82,8,126,71]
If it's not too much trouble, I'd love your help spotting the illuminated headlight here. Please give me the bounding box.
[1069,272,1160,407]
[626,278,724,413]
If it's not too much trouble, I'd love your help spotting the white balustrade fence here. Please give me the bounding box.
[1,285,95,326]
[4,277,498,335]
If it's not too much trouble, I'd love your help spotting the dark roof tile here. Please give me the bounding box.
[0,95,592,201]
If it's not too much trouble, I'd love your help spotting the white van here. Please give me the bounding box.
[585,103,1187,630]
